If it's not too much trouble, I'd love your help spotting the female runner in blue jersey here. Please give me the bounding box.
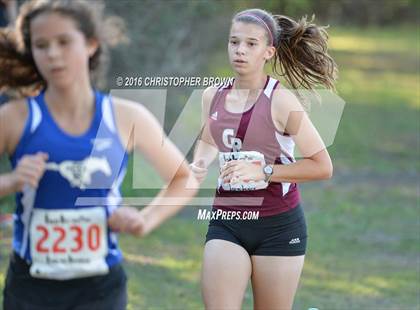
[190,8,338,310]
[0,1,197,309]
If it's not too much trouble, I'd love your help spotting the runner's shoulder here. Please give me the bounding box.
[271,86,305,114]
[0,98,28,122]
[0,98,28,154]
[112,96,152,122]
[202,86,218,113]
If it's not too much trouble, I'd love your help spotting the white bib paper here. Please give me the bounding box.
[30,207,109,280]
[218,151,268,191]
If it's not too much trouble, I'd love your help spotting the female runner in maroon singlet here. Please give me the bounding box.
[190,8,338,310]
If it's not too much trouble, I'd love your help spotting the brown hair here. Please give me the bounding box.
[233,9,338,91]
[0,0,126,94]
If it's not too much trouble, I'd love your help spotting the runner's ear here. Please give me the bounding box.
[87,38,99,58]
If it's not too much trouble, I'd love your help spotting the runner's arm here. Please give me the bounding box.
[270,88,333,183]
[192,87,219,167]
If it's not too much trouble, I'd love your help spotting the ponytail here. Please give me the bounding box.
[233,9,338,91]
[273,15,338,91]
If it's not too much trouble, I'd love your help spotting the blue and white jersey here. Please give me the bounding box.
[10,90,129,280]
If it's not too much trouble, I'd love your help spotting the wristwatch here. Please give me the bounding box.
[263,165,273,182]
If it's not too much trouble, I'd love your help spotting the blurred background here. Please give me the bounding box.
[0,0,419,309]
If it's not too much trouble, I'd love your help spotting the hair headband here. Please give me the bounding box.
[237,13,274,46]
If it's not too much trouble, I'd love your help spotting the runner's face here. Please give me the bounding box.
[228,21,275,75]
[30,12,97,88]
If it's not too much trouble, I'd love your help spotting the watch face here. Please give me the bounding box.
[264,165,273,175]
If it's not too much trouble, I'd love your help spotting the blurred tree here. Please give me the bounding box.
[103,0,418,85]
[244,0,419,25]
[104,0,237,128]
[105,0,234,79]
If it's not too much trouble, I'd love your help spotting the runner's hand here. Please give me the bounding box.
[189,159,207,183]
[11,152,49,191]
[108,206,146,237]
[220,160,265,183]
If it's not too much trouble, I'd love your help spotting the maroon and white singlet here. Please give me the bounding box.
[209,76,301,217]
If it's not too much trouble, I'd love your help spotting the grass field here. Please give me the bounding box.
[0,26,419,309]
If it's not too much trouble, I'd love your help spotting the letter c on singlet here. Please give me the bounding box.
[222,128,242,150]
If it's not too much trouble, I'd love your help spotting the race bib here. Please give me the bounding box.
[30,207,109,280]
[218,151,268,191]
